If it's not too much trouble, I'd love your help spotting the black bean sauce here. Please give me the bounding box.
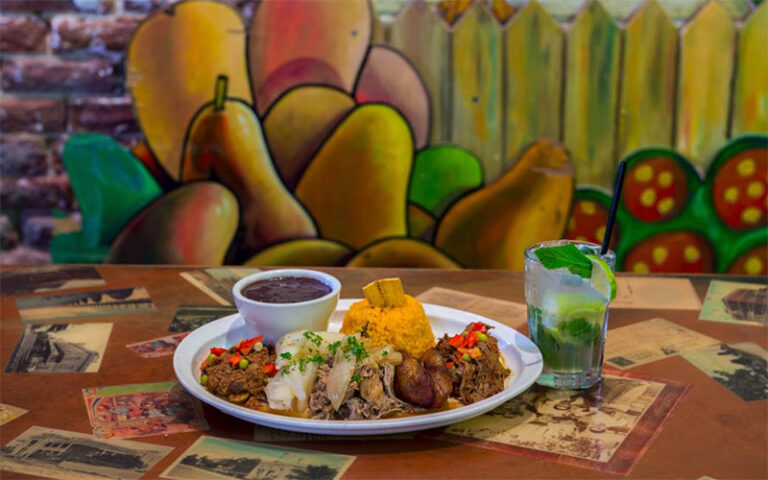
[242,276,331,303]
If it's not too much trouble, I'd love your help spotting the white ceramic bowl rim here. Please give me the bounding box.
[232,269,341,307]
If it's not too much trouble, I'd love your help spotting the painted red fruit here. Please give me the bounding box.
[623,231,714,274]
[623,157,689,222]
[727,245,768,276]
[712,148,767,230]
[565,199,612,246]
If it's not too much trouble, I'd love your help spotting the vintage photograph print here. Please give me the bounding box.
[82,381,209,439]
[126,333,189,358]
[0,266,105,295]
[604,318,719,370]
[5,323,113,373]
[682,342,768,401]
[612,277,701,310]
[434,372,689,475]
[700,280,767,326]
[0,426,172,480]
[15,287,155,323]
[161,435,355,480]
[168,305,238,332]
[180,267,260,305]
[0,403,28,425]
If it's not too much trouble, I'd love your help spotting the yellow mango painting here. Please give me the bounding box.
[126,0,252,180]
[40,0,765,275]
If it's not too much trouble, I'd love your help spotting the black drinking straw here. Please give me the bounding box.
[601,161,627,255]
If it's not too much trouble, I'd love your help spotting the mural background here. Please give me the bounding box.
[0,0,766,273]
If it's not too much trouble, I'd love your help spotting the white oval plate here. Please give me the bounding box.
[174,299,543,435]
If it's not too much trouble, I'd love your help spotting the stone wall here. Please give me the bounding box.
[0,0,255,264]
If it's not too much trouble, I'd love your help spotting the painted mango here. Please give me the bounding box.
[355,45,431,148]
[243,239,353,267]
[346,238,461,269]
[181,76,317,260]
[126,0,251,180]
[409,146,484,217]
[295,104,413,250]
[249,0,371,115]
[408,204,436,241]
[263,86,355,190]
[435,141,574,270]
[106,182,238,264]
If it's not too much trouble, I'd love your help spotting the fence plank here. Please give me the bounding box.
[717,0,753,19]
[389,0,452,144]
[372,14,389,43]
[563,0,621,187]
[536,0,586,21]
[732,2,768,137]
[504,1,562,166]
[676,0,735,169]
[658,0,706,22]
[601,0,645,20]
[452,3,504,182]
[618,0,677,159]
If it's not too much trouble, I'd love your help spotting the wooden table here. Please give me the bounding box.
[1,265,766,479]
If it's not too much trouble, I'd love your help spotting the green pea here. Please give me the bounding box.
[239,358,250,370]
[207,354,216,362]
[253,342,263,353]
[200,374,208,386]
[462,353,471,362]
[477,332,488,342]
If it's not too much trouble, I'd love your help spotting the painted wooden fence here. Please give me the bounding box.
[372,0,767,187]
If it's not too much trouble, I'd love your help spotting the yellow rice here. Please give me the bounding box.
[340,295,435,358]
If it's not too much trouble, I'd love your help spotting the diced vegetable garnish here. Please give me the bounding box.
[263,363,277,376]
[200,374,208,385]
[239,358,249,370]
[449,334,463,347]
[237,336,264,355]
[228,353,242,366]
[209,347,227,356]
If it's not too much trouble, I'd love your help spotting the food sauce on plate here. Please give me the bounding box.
[242,276,331,303]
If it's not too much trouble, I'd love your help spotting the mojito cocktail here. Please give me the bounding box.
[525,240,616,389]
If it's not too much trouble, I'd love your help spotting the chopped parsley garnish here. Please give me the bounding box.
[343,336,368,361]
[352,373,361,384]
[328,340,341,356]
[303,331,323,346]
[280,352,292,360]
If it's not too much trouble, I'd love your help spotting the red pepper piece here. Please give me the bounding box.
[471,322,487,333]
[445,362,454,369]
[461,331,479,349]
[263,363,277,376]
[228,353,242,366]
[449,334,463,348]
[209,347,228,356]
[238,335,264,355]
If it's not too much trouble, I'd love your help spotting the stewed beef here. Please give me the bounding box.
[435,332,509,404]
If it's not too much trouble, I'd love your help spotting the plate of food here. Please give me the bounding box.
[174,274,543,435]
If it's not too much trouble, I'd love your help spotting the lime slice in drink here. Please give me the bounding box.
[587,254,617,301]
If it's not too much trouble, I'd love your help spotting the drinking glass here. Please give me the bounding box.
[524,240,616,389]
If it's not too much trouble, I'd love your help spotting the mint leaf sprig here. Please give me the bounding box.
[534,244,593,278]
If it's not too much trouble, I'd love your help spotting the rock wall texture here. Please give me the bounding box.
[0,0,255,264]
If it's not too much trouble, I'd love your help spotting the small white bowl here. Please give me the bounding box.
[232,269,341,346]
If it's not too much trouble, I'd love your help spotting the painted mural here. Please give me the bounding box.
[50,0,767,274]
